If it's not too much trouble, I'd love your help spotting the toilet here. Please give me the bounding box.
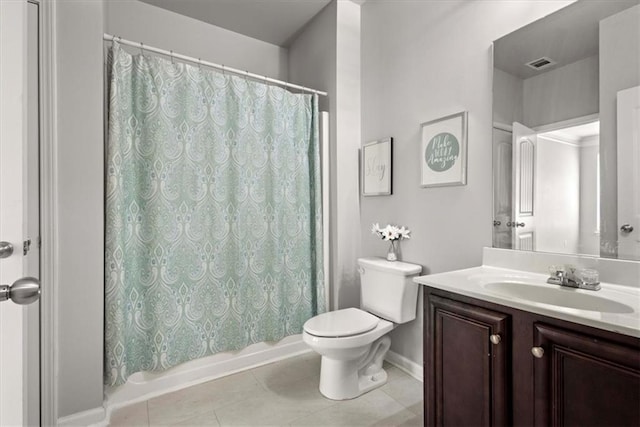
[302,257,422,400]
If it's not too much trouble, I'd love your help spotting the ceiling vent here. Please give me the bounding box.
[525,56,556,71]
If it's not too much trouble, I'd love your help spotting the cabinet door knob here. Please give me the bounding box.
[531,347,544,358]
[490,334,501,345]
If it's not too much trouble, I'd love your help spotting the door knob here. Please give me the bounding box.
[490,334,501,345]
[0,241,13,259]
[0,277,40,305]
[620,224,634,233]
[531,347,544,358]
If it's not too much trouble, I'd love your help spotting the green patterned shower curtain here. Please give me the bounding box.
[105,43,324,387]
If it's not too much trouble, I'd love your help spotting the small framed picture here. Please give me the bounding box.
[420,111,468,188]
[361,137,392,196]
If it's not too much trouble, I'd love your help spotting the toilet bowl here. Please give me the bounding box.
[303,308,394,400]
[302,258,422,400]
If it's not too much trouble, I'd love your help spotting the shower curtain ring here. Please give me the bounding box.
[139,42,144,55]
[170,50,175,64]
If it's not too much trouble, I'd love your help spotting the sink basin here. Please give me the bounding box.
[483,281,634,314]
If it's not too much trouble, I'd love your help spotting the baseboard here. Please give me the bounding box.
[385,350,423,382]
[100,335,309,424]
[58,406,106,427]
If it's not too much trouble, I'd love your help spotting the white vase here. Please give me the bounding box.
[386,240,398,261]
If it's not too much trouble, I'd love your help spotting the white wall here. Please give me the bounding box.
[536,136,580,254]
[523,55,599,128]
[55,0,105,419]
[579,137,600,256]
[105,0,288,80]
[360,0,572,365]
[599,5,640,258]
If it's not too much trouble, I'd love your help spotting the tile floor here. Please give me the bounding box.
[108,352,423,426]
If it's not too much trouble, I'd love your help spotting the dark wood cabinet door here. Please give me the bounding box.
[426,294,510,427]
[533,323,640,427]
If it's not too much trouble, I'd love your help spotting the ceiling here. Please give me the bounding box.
[139,0,333,47]
[494,0,639,79]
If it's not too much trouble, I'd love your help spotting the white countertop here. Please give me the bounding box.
[414,265,640,338]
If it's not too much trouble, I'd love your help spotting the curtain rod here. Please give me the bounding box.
[103,33,328,97]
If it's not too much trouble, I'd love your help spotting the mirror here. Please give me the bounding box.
[492,0,640,261]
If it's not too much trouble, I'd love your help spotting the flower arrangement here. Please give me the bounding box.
[371,223,411,261]
[371,223,411,241]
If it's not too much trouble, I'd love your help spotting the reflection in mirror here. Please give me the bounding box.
[492,0,640,261]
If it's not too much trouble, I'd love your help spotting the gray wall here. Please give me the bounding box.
[360,0,571,364]
[599,4,640,257]
[523,55,599,128]
[288,2,336,113]
[105,0,288,80]
[494,55,599,129]
[288,0,362,311]
[288,2,339,309]
[493,68,523,126]
[333,1,362,309]
[55,0,105,418]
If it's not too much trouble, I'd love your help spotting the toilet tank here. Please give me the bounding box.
[358,257,422,323]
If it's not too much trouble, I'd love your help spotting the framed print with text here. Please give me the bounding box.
[362,137,392,196]
[420,111,467,187]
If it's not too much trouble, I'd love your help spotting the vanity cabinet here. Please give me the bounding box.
[426,295,509,426]
[424,288,640,427]
[533,324,640,427]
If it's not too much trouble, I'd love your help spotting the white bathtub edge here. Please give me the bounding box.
[99,335,310,425]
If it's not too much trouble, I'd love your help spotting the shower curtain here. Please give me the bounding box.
[105,43,324,387]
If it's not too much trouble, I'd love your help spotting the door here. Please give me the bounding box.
[533,324,640,427]
[0,1,42,425]
[512,122,537,251]
[425,294,509,427]
[492,127,513,249]
[617,85,640,260]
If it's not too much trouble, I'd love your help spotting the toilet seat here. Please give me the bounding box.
[304,308,379,338]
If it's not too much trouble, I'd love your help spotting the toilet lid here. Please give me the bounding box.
[304,308,379,338]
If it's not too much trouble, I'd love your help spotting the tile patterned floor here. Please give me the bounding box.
[109,352,423,426]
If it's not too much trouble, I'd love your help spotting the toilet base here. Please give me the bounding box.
[318,335,391,400]
[319,357,389,400]
[357,367,388,395]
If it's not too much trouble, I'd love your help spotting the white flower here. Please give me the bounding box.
[399,226,411,239]
[371,223,381,235]
[371,223,411,241]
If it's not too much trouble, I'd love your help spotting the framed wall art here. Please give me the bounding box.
[420,111,468,188]
[361,137,392,196]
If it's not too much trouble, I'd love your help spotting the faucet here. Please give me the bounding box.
[547,265,601,291]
